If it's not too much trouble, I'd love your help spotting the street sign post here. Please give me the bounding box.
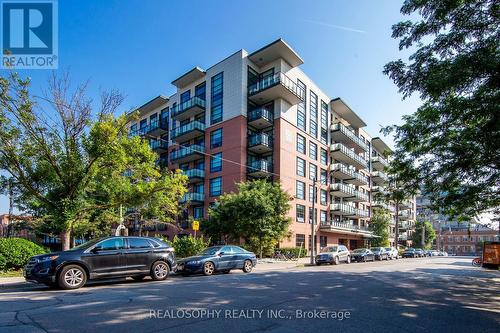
[193,220,199,238]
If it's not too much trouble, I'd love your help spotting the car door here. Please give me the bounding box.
[230,246,246,268]
[216,246,234,270]
[81,237,126,276]
[123,237,154,273]
[340,246,348,261]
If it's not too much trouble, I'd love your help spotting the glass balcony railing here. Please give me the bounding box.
[330,163,369,184]
[330,183,356,196]
[171,120,206,139]
[372,171,389,182]
[183,168,205,179]
[331,123,369,151]
[247,159,273,173]
[248,133,273,148]
[248,72,305,101]
[321,221,370,232]
[171,97,206,117]
[170,144,205,160]
[180,192,205,203]
[248,108,273,123]
[330,143,369,168]
[149,139,168,150]
[330,203,370,218]
[372,156,389,168]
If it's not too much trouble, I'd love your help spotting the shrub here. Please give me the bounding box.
[169,235,210,258]
[0,254,6,271]
[0,238,47,270]
[278,247,308,258]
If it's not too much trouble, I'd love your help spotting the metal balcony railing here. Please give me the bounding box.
[248,72,305,101]
[330,143,369,168]
[331,123,369,151]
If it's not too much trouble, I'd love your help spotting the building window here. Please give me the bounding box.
[309,163,317,181]
[297,157,306,177]
[320,169,328,185]
[130,123,137,136]
[297,80,306,131]
[309,185,316,203]
[320,189,327,205]
[296,205,305,223]
[309,91,318,138]
[209,177,222,196]
[309,142,317,160]
[320,148,328,165]
[180,90,191,103]
[211,72,223,124]
[296,181,305,200]
[210,128,223,148]
[210,152,223,173]
[195,82,206,100]
[320,235,327,248]
[193,207,204,219]
[296,233,305,247]
[321,100,328,128]
[321,128,328,145]
[297,134,306,154]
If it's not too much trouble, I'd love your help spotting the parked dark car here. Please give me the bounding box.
[414,248,425,257]
[402,248,417,258]
[350,248,375,262]
[370,247,389,261]
[316,245,351,265]
[176,245,257,276]
[24,236,176,289]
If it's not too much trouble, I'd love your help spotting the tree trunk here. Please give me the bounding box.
[259,235,263,259]
[60,229,71,251]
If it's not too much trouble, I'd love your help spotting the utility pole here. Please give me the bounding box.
[310,177,317,265]
[421,220,426,248]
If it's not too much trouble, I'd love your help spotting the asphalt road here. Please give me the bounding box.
[0,257,499,333]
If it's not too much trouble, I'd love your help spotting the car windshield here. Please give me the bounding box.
[200,247,222,255]
[385,248,392,251]
[321,246,338,253]
[406,248,415,251]
[70,238,101,251]
[352,249,366,253]
[371,247,381,251]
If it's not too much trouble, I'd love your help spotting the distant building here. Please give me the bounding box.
[0,214,34,240]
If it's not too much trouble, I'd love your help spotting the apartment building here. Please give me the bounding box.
[127,38,415,251]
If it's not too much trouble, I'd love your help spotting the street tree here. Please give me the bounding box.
[369,208,391,247]
[0,72,187,250]
[208,180,292,258]
[411,221,436,249]
[383,0,500,221]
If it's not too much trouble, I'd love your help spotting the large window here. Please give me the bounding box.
[211,72,223,124]
[309,91,318,138]
[194,207,204,219]
[209,177,222,196]
[320,189,327,205]
[210,128,223,148]
[297,80,306,131]
[321,100,328,128]
[309,142,317,160]
[309,163,317,181]
[320,235,327,247]
[309,185,316,203]
[210,152,223,173]
[296,181,305,200]
[297,134,306,154]
[296,233,305,247]
[297,157,306,177]
[320,169,328,185]
[296,205,305,223]
[320,148,328,165]
[180,90,191,103]
[195,82,206,100]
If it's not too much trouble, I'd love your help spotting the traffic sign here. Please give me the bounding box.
[192,220,199,231]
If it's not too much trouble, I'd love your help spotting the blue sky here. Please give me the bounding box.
[0,0,421,213]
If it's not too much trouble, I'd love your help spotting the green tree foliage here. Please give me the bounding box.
[412,221,436,249]
[0,72,187,249]
[383,0,500,219]
[208,180,292,258]
[369,208,391,247]
[0,238,47,270]
[169,235,210,258]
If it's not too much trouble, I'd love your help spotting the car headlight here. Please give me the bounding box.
[40,255,59,262]
[187,260,202,265]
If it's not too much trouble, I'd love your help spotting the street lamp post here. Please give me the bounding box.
[310,177,317,265]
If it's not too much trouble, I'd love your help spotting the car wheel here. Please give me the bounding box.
[346,256,351,264]
[203,261,215,276]
[362,257,366,262]
[58,265,87,290]
[132,276,145,281]
[334,256,340,265]
[243,260,253,273]
[151,261,170,281]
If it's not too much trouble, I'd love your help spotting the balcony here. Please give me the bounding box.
[150,139,168,153]
[372,171,389,185]
[180,192,205,205]
[248,133,273,154]
[248,108,273,129]
[320,221,372,236]
[398,211,411,221]
[171,97,206,122]
[329,203,370,219]
[183,168,205,183]
[372,156,389,171]
[171,120,205,142]
[147,117,168,136]
[170,144,205,164]
[372,201,389,210]
[247,160,272,178]
[330,183,355,198]
[330,123,369,152]
[248,72,305,105]
[371,186,388,194]
[399,200,413,210]
[399,232,408,241]
[346,190,369,203]
[330,143,368,170]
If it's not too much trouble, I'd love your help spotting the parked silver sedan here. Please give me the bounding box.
[385,247,399,259]
[316,245,351,265]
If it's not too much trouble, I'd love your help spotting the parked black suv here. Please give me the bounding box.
[24,236,176,289]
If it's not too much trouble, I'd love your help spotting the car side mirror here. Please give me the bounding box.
[91,246,102,253]
[218,252,225,256]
